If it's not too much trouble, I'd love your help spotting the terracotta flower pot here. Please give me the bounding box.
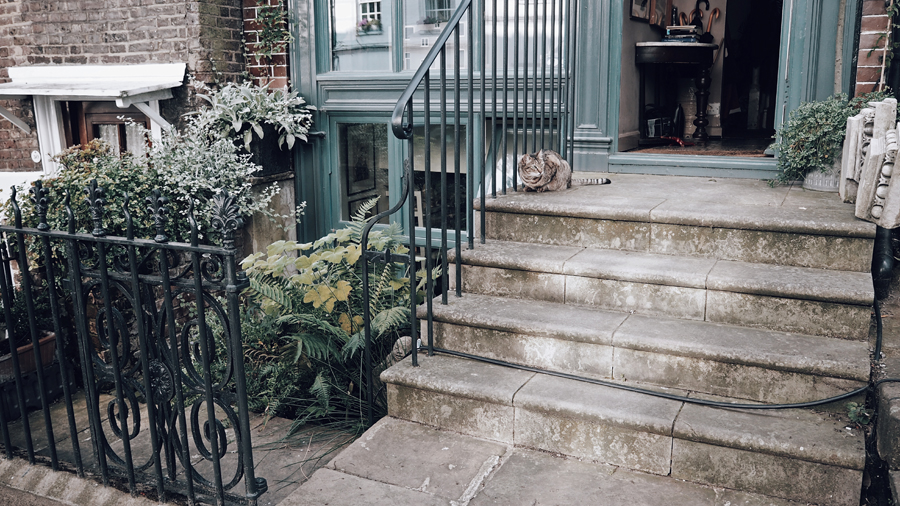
[0,332,56,383]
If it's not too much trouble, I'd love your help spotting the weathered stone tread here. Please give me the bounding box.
[426,293,870,381]
[382,354,865,471]
[453,240,874,305]
[477,180,874,238]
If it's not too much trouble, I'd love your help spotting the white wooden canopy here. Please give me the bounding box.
[0,63,186,172]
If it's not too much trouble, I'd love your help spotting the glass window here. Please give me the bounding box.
[327,0,470,73]
[401,0,467,72]
[410,124,467,231]
[331,0,393,71]
[426,0,454,23]
[62,101,150,156]
[338,123,390,223]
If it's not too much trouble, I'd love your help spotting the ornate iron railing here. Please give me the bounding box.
[0,181,265,506]
[360,0,579,424]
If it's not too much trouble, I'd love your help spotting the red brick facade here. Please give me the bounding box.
[856,0,893,95]
[242,0,291,90]
[0,0,246,172]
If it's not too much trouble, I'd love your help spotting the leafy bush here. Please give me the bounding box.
[5,81,301,243]
[234,303,314,418]
[241,200,425,432]
[192,79,315,151]
[1,282,55,349]
[9,140,158,237]
[772,91,891,185]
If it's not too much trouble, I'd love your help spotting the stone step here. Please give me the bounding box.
[449,241,874,338]
[420,293,870,404]
[285,416,809,506]
[476,179,875,272]
[382,354,866,506]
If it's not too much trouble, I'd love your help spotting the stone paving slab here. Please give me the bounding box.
[329,417,508,501]
[469,448,801,506]
[564,247,717,288]
[0,457,157,506]
[480,174,873,237]
[282,417,809,506]
[279,468,451,506]
[614,315,870,380]
[451,239,582,274]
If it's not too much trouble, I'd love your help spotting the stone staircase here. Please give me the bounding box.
[379,175,876,506]
[383,175,874,505]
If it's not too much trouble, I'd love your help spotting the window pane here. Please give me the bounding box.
[484,0,569,72]
[97,124,121,151]
[330,0,392,71]
[339,123,390,223]
[410,124,467,231]
[402,0,467,71]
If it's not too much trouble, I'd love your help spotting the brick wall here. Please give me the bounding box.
[0,0,247,172]
[856,0,894,95]
[243,0,291,90]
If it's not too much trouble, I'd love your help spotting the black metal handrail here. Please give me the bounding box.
[362,0,580,425]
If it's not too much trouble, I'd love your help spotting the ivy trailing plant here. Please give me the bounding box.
[868,0,900,92]
[771,91,892,186]
[249,2,293,84]
[241,199,433,433]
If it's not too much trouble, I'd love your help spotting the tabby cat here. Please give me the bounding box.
[517,150,610,192]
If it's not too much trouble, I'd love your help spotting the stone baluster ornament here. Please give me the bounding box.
[857,126,900,228]
[840,107,874,203]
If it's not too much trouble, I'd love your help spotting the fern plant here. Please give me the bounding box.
[241,198,428,431]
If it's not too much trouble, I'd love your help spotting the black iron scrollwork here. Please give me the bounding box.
[210,192,243,251]
[148,360,174,402]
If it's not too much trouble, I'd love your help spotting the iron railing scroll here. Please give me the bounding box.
[360,0,579,425]
[0,181,266,506]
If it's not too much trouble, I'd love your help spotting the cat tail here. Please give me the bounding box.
[571,178,611,186]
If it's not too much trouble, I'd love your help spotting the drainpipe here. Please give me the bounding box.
[872,225,895,359]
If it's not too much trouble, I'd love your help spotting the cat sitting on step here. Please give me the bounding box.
[517,149,611,192]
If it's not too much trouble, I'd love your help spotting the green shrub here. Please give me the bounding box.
[772,91,892,186]
[241,200,428,432]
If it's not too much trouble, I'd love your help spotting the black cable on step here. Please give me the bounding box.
[421,298,898,410]
[429,347,872,410]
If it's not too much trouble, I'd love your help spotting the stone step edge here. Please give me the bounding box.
[381,354,864,471]
[475,195,876,239]
[417,299,870,382]
[449,242,874,307]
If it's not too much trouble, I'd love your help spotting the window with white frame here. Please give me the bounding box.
[359,1,381,22]
[426,0,454,23]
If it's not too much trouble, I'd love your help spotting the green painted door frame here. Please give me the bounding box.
[574,0,858,179]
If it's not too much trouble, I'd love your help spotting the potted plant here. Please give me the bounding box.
[357,18,382,34]
[192,79,316,178]
[772,92,890,189]
[0,283,57,383]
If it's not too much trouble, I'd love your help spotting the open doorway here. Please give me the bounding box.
[618,0,783,157]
